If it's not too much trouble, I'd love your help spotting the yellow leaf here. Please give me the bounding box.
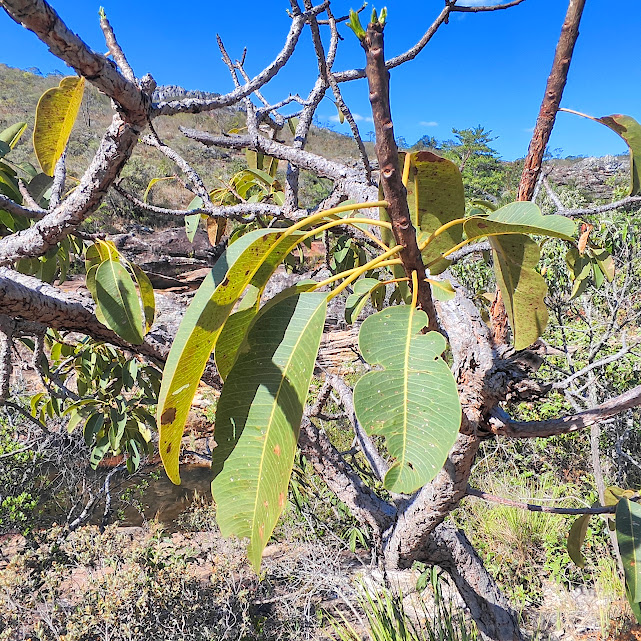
[33,76,85,176]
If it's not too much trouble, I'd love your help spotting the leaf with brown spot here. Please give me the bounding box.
[158,228,310,485]
[211,292,327,571]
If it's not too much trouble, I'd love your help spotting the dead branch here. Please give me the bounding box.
[99,8,136,83]
[152,2,329,117]
[466,486,629,515]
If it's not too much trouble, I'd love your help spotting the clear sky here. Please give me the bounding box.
[1,1,639,160]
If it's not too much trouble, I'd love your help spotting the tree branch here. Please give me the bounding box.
[517,0,586,201]
[1,0,148,121]
[361,18,438,331]
[489,384,641,438]
[152,3,328,117]
[0,114,142,264]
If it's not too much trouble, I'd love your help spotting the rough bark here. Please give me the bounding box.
[517,0,587,201]
[426,524,523,641]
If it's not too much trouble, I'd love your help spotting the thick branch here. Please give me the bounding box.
[517,0,586,201]
[0,194,46,219]
[490,384,641,438]
[425,524,522,641]
[298,417,395,539]
[0,115,142,264]
[181,128,365,184]
[361,21,437,331]
[1,0,147,121]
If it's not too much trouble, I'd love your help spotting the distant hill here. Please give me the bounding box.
[0,63,368,231]
[0,63,631,233]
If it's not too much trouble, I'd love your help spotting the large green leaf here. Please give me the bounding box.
[490,234,547,351]
[464,201,576,244]
[94,259,144,345]
[33,76,85,176]
[157,228,307,484]
[215,285,261,382]
[597,115,641,195]
[616,498,641,602]
[211,292,327,571]
[381,152,465,276]
[353,306,461,494]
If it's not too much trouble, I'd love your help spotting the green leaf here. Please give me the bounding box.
[157,227,308,484]
[94,259,144,345]
[408,151,465,275]
[353,306,461,493]
[597,115,641,195]
[567,514,591,568]
[33,76,85,176]
[616,498,641,602]
[287,117,299,137]
[185,213,201,242]
[130,263,155,332]
[381,152,465,276]
[211,292,327,571]
[0,122,28,149]
[427,278,456,301]
[215,285,261,382]
[490,234,548,350]
[345,278,381,324]
[26,173,54,206]
[592,249,615,282]
[464,201,576,244]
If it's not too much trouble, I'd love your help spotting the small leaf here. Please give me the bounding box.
[427,279,455,301]
[353,306,462,493]
[597,115,641,195]
[33,76,85,176]
[94,259,144,345]
[211,292,327,571]
[0,122,27,149]
[490,234,548,350]
[185,213,201,242]
[287,117,299,136]
[130,263,155,332]
[567,514,591,568]
[616,498,641,602]
[345,278,381,325]
[143,176,177,203]
[592,249,614,282]
[26,173,53,205]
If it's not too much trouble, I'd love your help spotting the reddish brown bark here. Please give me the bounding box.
[518,0,587,201]
[361,20,438,332]
[493,0,586,346]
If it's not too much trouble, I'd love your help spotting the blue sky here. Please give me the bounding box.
[1,1,639,160]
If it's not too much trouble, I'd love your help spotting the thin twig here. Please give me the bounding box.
[466,486,636,515]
